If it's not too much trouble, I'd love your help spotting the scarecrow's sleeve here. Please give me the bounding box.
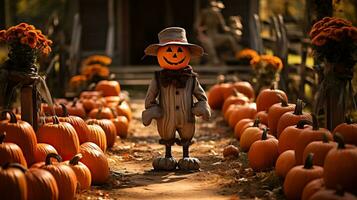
[142,76,162,126]
[192,77,211,121]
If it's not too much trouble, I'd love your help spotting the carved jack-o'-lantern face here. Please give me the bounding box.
[157,45,191,70]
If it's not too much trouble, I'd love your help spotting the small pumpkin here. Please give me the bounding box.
[86,118,117,148]
[64,154,92,190]
[207,82,232,109]
[240,127,274,152]
[231,81,255,100]
[0,162,27,200]
[256,86,288,112]
[81,97,105,113]
[0,132,27,167]
[34,153,77,200]
[267,95,295,136]
[228,103,257,128]
[0,110,37,165]
[301,178,325,200]
[34,143,58,164]
[275,150,296,178]
[233,118,254,140]
[302,133,337,166]
[37,116,80,160]
[333,117,357,146]
[25,168,59,200]
[88,106,114,119]
[157,44,191,70]
[295,114,332,165]
[66,98,86,119]
[223,145,240,158]
[115,100,132,121]
[80,142,109,185]
[87,124,107,152]
[323,133,357,195]
[276,99,312,138]
[248,129,279,171]
[110,108,129,139]
[80,91,102,99]
[222,90,249,113]
[95,80,121,97]
[283,153,324,200]
[254,111,268,125]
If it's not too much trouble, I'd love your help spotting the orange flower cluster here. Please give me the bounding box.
[69,75,88,88]
[310,17,357,47]
[0,23,52,55]
[81,55,112,67]
[250,55,283,71]
[81,64,110,79]
[236,48,259,61]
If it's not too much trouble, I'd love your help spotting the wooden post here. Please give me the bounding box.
[20,84,39,131]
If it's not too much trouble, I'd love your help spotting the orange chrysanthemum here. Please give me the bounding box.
[236,48,259,61]
[81,64,110,79]
[81,55,112,67]
[250,55,283,71]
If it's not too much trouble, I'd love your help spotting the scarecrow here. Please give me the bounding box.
[142,27,211,171]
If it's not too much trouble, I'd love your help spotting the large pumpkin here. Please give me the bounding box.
[207,83,231,109]
[283,153,324,200]
[333,117,357,146]
[294,114,332,165]
[275,150,296,178]
[157,44,191,70]
[0,132,27,167]
[37,116,80,160]
[0,162,27,200]
[64,154,92,190]
[34,153,77,200]
[80,142,109,185]
[95,80,121,97]
[276,99,312,138]
[0,110,37,165]
[255,86,288,112]
[87,124,107,152]
[26,168,59,200]
[248,129,279,171]
[323,133,357,195]
[267,96,295,136]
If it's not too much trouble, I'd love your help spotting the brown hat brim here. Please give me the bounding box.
[144,42,204,57]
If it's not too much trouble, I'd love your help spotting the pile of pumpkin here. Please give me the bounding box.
[0,79,132,199]
[208,81,357,200]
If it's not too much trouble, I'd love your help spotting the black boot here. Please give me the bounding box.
[177,139,200,171]
[152,139,177,171]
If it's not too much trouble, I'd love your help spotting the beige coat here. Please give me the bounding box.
[142,73,210,141]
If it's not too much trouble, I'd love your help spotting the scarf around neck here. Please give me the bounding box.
[159,66,197,88]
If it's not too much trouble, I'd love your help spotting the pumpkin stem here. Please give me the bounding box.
[1,110,17,123]
[270,83,276,90]
[52,116,60,125]
[96,107,103,119]
[252,118,260,127]
[232,88,241,97]
[110,107,118,118]
[261,128,268,140]
[296,119,312,129]
[45,153,62,165]
[311,114,319,130]
[72,98,78,107]
[69,154,83,165]
[2,162,27,172]
[0,132,5,144]
[334,133,345,149]
[303,153,314,169]
[277,94,288,107]
[345,115,353,124]
[60,103,69,117]
[293,99,304,115]
[322,133,329,143]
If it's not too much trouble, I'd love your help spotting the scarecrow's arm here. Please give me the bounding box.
[142,76,162,126]
[192,77,211,121]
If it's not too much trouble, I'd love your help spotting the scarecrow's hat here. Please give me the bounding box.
[144,27,204,57]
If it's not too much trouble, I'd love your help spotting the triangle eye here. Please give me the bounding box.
[166,47,173,52]
[178,47,183,52]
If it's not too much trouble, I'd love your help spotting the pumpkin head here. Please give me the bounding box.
[0,163,27,200]
[0,132,27,167]
[64,154,92,190]
[283,153,324,200]
[275,150,296,178]
[25,168,59,200]
[157,45,191,70]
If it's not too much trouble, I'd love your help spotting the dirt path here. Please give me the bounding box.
[77,99,284,200]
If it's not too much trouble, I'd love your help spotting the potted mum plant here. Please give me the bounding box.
[309,17,357,130]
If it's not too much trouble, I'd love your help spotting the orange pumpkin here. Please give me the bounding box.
[64,154,92,190]
[34,143,58,164]
[323,134,357,195]
[95,80,121,97]
[0,110,37,165]
[275,150,296,178]
[302,134,337,166]
[301,178,325,200]
[80,142,109,185]
[88,106,114,119]
[228,103,257,128]
[34,153,77,200]
[276,99,312,138]
[283,153,324,200]
[309,188,357,200]
[66,98,86,119]
[267,96,295,136]
[248,129,279,171]
[222,90,249,113]
[115,100,132,121]
[254,111,268,125]
[255,86,288,112]
[223,145,240,158]
[157,45,191,70]
[240,127,274,152]
[278,119,312,154]
[207,83,231,109]
[295,114,332,165]
[87,124,107,152]
[233,118,254,140]
[112,115,129,139]
[86,119,117,148]
[0,162,27,200]
[81,97,105,112]
[333,117,357,146]
[0,132,27,167]
[25,168,59,200]
[80,91,102,99]
[37,116,80,160]
[231,81,255,100]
